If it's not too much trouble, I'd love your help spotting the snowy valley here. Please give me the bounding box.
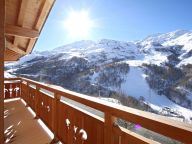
[5,30,192,122]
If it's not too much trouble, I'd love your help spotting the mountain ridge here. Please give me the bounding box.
[6,29,192,121]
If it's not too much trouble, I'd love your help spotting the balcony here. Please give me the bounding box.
[4,77,192,144]
[1,0,192,143]
[4,98,51,143]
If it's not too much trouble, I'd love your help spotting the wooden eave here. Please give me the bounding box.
[4,0,55,61]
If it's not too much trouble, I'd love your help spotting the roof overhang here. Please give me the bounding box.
[5,0,55,61]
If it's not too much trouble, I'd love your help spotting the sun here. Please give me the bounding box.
[64,9,95,39]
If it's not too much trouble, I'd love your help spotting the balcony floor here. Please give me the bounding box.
[4,98,52,144]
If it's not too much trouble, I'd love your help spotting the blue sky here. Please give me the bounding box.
[34,0,192,51]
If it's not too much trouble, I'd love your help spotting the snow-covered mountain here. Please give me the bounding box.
[138,29,192,66]
[5,30,192,121]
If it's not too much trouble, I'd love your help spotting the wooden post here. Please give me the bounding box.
[104,113,116,144]
[0,0,5,143]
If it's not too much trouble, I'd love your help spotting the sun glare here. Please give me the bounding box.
[64,9,95,39]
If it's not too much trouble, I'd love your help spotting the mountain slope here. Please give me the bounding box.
[6,30,192,121]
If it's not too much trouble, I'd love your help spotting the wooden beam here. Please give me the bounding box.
[14,0,29,45]
[5,25,39,38]
[17,0,29,26]
[0,0,5,143]
[6,41,26,55]
[26,39,36,54]
[26,0,55,53]
[35,0,54,30]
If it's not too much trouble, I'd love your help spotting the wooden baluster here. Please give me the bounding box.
[50,93,60,143]
[104,113,116,144]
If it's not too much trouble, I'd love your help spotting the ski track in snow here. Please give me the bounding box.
[120,66,192,120]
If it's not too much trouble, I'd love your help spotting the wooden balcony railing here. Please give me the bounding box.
[4,77,192,144]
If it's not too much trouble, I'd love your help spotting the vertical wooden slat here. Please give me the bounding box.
[0,0,5,143]
[68,108,75,144]
[113,133,120,144]
[18,81,21,98]
[18,82,21,97]
[12,83,16,98]
[96,122,104,144]
[34,86,40,118]
[38,92,43,119]
[28,87,35,111]
[84,114,94,144]
[36,91,54,131]
[25,82,30,106]
[57,102,68,143]
[121,134,128,144]
[47,95,53,130]
[21,82,23,98]
[21,82,27,100]
[74,108,84,144]
[40,93,46,124]
[52,93,60,139]
[4,83,10,99]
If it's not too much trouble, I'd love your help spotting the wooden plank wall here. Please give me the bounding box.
[0,0,5,143]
